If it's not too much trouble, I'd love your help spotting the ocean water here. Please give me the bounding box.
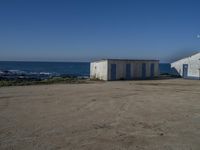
[159,63,172,74]
[0,61,172,77]
[0,61,90,78]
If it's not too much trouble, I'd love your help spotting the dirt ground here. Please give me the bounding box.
[0,79,200,150]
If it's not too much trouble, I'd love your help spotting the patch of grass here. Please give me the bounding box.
[0,77,88,87]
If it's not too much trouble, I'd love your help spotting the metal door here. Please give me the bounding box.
[182,64,188,78]
[126,64,131,80]
[150,63,155,78]
[111,64,116,80]
[142,63,146,79]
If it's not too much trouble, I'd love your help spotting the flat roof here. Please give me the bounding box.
[91,59,159,63]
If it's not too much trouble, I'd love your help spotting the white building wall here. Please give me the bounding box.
[90,60,108,80]
[155,63,159,77]
[134,63,141,78]
[90,59,159,81]
[107,60,159,80]
[171,53,200,79]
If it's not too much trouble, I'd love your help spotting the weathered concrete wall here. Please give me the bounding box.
[107,60,159,80]
[171,53,200,79]
[90,60,108,80]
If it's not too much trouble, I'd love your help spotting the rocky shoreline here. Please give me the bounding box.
[0,70,89,87]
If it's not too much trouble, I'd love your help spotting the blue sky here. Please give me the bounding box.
[0,0,200,62]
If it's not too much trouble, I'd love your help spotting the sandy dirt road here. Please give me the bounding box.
[0,79,200,150]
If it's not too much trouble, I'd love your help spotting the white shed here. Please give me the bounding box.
[171,52,200,80]
[90,59,159,81]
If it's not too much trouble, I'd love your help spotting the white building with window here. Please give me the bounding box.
[90,59,159,81]
[171,52,200,80]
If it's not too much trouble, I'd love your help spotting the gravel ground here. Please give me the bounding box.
[0,79,200,150]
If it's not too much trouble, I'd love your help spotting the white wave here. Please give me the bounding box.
[39,72,52,75]
[8,70,26,74]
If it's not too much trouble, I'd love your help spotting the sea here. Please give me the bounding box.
[0,61,173,79]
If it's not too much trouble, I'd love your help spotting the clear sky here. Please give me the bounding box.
[0,0,200,62]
